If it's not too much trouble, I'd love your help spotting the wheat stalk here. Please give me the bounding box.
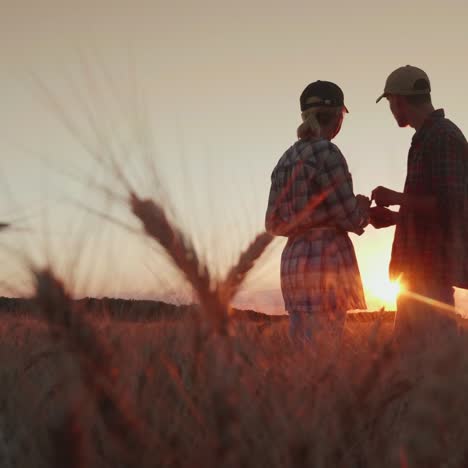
[221,232,273,304]
[130,193,229,334]
[33,269,150,462]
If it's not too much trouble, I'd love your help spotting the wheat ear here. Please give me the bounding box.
[130,193,229,333]
[221,232,273,303]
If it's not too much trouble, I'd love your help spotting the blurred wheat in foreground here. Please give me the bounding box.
[2,194,468,468]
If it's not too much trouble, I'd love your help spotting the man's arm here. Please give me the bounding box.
[369,206,399,229]
[371,186,437,216]
[372,127,468,217]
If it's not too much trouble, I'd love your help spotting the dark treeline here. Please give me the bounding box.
[0,296,400,323]
[0,296,287,322]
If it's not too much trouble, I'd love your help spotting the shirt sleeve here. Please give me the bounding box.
[317,147,368,235]
[265,148,327,236]
[265,167,282,235]
[265,157,322,236]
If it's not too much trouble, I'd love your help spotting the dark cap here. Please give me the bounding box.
[300,80,349,113]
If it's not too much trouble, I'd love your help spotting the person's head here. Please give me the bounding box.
[376,65,433,128]
[298,81,348,140]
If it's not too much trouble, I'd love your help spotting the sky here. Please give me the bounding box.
[1,0,468,313]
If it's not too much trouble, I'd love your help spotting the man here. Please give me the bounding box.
[371,65,468,347]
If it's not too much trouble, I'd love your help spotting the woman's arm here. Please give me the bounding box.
[265,159,324,236]
[265,169,284,235]
[318,148,369,235]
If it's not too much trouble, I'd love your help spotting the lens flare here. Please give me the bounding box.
[365,277,403,311]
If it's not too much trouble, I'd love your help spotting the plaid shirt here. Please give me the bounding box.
[265,139,367,237]
[266,139,367,314]
[390,109,468,286]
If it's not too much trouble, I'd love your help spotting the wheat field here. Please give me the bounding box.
[0,192,467,467]
[1,305,468,468]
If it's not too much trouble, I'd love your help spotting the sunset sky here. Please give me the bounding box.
[1,1,468,313]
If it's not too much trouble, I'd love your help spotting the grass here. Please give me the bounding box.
[1,305,468,467]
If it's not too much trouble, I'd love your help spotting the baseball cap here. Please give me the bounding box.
[376,65,431,103]
[300,80,349,113]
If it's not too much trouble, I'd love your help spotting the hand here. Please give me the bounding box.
[371,186,402,207]
[356,194,371,212]
[369,206,398,229]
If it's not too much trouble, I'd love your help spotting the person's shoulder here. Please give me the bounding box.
[326,141,345,156]
[432,114,468,145]
[271,141,302,176]
[296,138,337,160]
[276,139,327,166]
[297,140,347,170]
[320,141,347,168]
[272,139,344,178]
[445,120,467,145]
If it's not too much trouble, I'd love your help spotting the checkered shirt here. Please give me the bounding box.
[266,138,367,315]
[390,109,468,286]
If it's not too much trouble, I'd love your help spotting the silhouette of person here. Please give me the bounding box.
[372,65,468,348]
[266,80,370,349]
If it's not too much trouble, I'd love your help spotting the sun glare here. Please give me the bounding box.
[365,277,403,311]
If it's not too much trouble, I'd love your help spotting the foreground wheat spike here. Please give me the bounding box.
[130,193,274,335]
[34,269,150,461]
[129,203,271,464]
[130,193,230,333]
[221,232,273,304]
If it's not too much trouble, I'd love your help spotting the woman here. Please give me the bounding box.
[265,80,369,347]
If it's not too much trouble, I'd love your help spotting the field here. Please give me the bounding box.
[0,194,467,468]
[1,298,468,468]
[0,128,465,467]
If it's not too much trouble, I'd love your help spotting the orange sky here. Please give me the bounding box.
[1,1,468,312]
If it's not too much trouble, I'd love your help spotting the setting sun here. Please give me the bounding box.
[365,276,403,311]
[353,235,405,312]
